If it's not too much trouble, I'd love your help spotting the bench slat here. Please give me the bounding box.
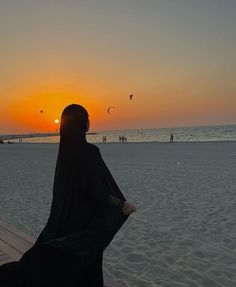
[0,219,127,287]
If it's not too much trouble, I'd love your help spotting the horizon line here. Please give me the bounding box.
[1,122,236,136]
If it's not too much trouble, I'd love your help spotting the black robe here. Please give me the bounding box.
[0,140,128,286]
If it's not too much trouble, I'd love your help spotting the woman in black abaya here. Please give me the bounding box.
[0,104,136,286]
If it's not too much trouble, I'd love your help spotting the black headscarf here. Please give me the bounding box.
[59,104,89,156]
[31,104,128,258]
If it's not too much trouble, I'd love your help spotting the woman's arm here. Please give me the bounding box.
[108,194,125,208]
[108,195,136,215]
[88,145,136,214]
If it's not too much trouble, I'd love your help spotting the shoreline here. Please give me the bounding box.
[1,140,236,145]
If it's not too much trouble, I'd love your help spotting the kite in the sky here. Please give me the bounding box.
[107,106,115,115]
[40,110,44,114]
[129,94,134,101]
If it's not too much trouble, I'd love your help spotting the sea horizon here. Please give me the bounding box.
[1,123,236,144]
[1,122,236,135]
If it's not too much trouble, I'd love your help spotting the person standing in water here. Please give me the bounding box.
[170,133,174,143]
[0,104,136,287]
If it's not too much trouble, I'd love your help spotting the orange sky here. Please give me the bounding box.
[0,1,235,133]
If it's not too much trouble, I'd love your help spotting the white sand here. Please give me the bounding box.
[0,142,236,287]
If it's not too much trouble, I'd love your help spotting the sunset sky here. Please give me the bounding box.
[0,0,235,133]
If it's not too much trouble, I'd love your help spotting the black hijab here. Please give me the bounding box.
[33,104,128,258]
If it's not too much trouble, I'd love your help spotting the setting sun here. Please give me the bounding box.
[0,0,235,134]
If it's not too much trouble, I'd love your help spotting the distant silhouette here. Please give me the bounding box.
[0,104,136,287]
[121,136,127,143]
[170,133,174,143]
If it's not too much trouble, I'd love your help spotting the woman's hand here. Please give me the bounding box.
[121,201,137,215]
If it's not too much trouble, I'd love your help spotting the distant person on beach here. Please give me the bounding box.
[0,104,136,287]
[170,133,174,143]
[122,136,127,142]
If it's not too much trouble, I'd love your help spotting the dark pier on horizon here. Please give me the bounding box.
[0,132,97,142]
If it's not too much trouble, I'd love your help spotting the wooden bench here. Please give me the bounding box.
[0,218,127,287]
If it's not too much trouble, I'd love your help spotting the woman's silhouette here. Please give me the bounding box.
[0,104,136,286]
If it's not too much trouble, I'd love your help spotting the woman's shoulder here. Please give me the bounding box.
[80,143,103,170]
[72,143,101,169]
[80,143,101,160]
[85,143,100,153]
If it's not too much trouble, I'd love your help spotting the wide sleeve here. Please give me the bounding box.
[87,146,126,210]
[37,145,129,257]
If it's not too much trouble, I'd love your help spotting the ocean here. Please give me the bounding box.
[12,124,236,143]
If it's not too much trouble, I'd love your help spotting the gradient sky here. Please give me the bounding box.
[0,0,235,133]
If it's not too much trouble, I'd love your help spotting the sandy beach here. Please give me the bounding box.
[0,142,236,287]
